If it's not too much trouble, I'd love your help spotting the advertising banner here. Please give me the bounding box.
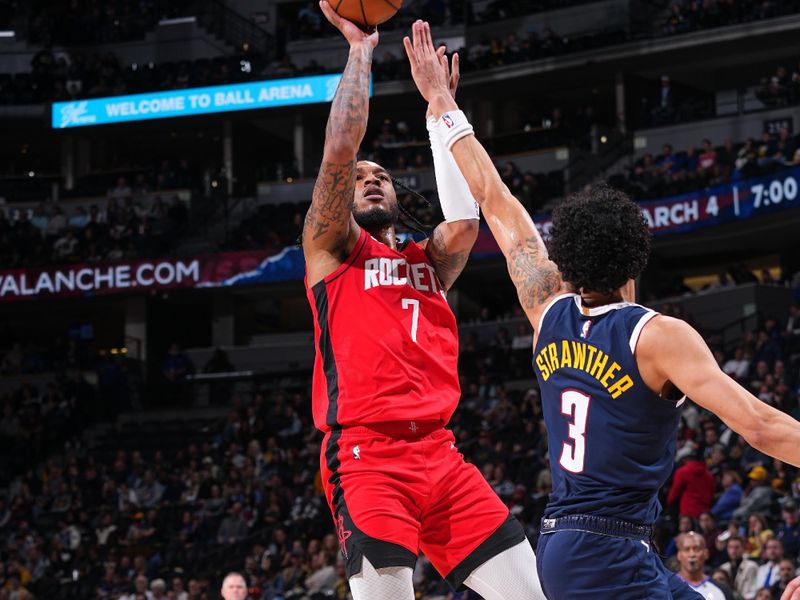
[0,249,305,302]
[51,73,364,128]
[472,166,800,256]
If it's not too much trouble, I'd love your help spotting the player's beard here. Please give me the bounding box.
[352,203,399,231]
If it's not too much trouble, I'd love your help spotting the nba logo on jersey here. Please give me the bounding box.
[353,445,360,460]
[580,320,592,339]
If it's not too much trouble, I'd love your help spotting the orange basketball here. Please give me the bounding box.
[332,0,402,28]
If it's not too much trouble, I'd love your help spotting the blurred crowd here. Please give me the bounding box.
[663,0,800,36]
[617,128,800,200]
[0,186,188,269]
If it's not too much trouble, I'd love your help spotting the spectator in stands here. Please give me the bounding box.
[733,467,775,522]
[754,538,783,591]
[757,132,781,168]
[724,347,751,380]
[777,498,800,558]
[712,469,744,522]
[652,75,677,124]
[769,559,796,599]
[668,445,716,517]
[150,578,167,600]
[221,572,248,600]
[721,536,759,598]
[734,138,758,178]
[745,513,774,560]
[217,502,249,545]
[698,138,718,177]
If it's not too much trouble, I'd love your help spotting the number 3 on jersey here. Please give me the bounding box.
[559,390,590,473]
[401,298,419,343]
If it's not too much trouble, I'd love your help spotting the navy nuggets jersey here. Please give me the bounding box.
[533,293,682,525]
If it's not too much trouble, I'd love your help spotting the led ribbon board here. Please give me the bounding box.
[51,73,367,128]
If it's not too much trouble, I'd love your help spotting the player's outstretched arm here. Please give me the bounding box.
[421,48,478,291]
[637,316,800,467]
[404,21,565,322]
[303,1,377,286]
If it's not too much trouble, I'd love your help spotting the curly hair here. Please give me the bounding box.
[548,183,651,295]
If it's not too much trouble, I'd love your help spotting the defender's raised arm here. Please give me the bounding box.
[403,21,566,327]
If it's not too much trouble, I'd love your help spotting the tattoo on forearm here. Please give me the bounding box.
[304,44,373,246]
[324,44,372,148]
[305,161,354,241]
[507,236,562,309]
[429,227,470,290]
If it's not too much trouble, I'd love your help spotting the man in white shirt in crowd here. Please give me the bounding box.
[722,347,750,380]
[721,536,759,599]
[755,539,784,592]
[676,532,732,600]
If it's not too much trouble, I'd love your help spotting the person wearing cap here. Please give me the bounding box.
[777,500,800,558]
[721,536,759,599]
[733,467,775,522]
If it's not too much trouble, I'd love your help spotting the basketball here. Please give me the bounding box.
[332,0,402,27]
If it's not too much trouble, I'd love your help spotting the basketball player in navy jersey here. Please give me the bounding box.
[303,4,546,599]
[405,20,800,599]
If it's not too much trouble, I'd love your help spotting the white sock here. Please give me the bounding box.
[463,540,547,600]
[349,556,415,600]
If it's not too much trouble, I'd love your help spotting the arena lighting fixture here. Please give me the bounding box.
[0,30,14,38]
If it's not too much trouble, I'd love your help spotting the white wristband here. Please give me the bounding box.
[427,116,480,223]
[436,109,474,150]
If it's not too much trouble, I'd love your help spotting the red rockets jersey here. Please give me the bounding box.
[306,227,460,432]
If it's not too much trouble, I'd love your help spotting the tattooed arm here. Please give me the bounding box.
[404,20,566,326]
[421,220,479,291]
[446,136,565,325]
[303,1,377,287]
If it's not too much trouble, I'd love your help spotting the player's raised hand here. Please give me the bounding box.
[319,0,378,48]
[446,50,460,99]
[403,20,451,104]
[426,47,459,118]
[433,45,460,98]
[782,577,800,600]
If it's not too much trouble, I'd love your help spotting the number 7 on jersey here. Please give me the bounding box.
[401,298,419,343]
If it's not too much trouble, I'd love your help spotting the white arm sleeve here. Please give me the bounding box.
[427,116,480,223]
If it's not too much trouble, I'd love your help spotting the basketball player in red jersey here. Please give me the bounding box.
[303,3,546,599]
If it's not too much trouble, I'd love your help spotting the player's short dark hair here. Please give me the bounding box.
[548,183,651,295]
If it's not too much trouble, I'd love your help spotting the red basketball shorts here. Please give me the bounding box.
[319,421,525,589]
